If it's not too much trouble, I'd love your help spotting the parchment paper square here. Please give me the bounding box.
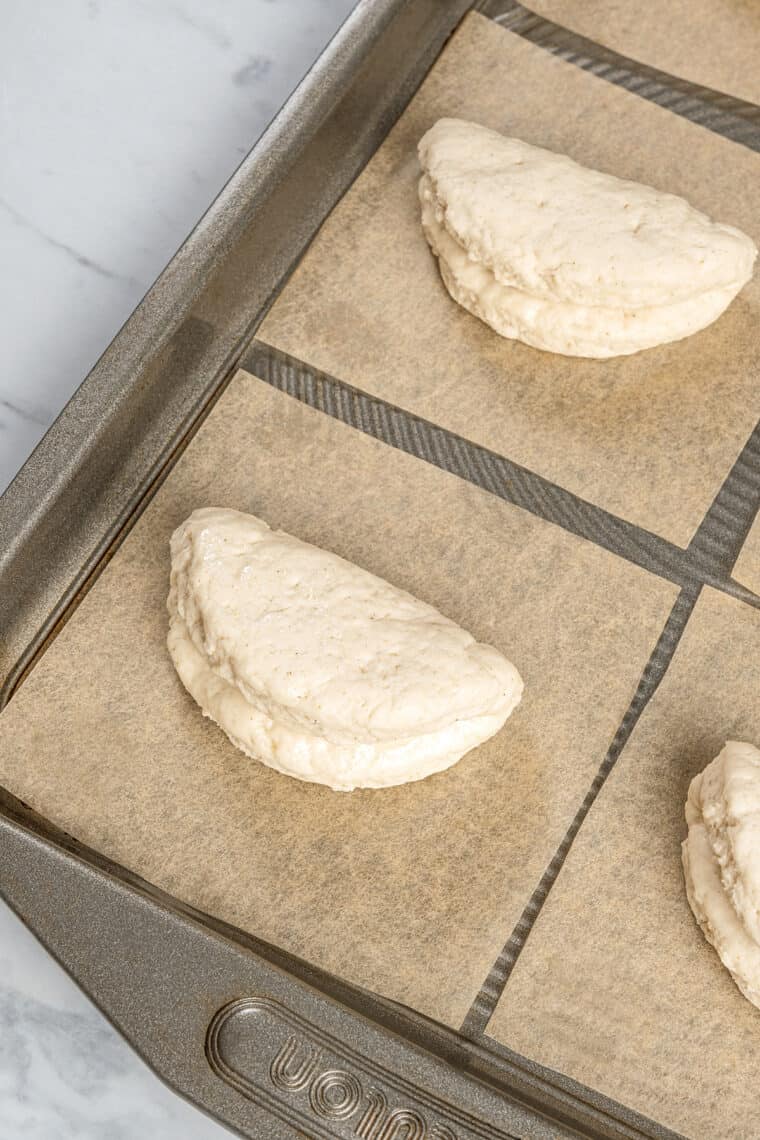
[487,589,760,1139]
[0,370,676,1026]
[259,12,760,546]
[523,0,760,105]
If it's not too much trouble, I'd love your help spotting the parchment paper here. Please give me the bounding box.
[734,516,760,596]
[525,0,760,106]
[259,12,760,547]
[487,588,760,1139]
[0,369,675,1027]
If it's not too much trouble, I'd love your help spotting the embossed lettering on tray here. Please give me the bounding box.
[206,997,515,1139]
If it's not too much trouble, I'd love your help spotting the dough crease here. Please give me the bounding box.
[418,119,757,357]
[682,742,760,1009]
[167,508,523,790]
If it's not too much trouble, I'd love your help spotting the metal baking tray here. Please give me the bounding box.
[2,2,760,1137]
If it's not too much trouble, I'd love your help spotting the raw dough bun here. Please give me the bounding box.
[167,508,523,790]
[682,742,760,1009]
[418,118,756,357]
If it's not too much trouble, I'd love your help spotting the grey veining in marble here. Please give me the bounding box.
[1,0,357,1135]
[0,903,228,1138]
[0,0,357,495]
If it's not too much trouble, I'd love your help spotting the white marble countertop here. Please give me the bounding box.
[0,1,356,1134]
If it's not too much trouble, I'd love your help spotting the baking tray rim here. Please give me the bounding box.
[2,2,760,1137]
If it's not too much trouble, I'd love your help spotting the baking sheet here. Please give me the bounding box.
[258,11,760,548]
[486,588,760,1140]
[523,0,760,106]
[0,368,675,1028]
[734,517,760,596]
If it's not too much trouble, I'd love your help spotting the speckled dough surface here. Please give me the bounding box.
[167,507,522,790]
[259,12,760,545]
[683,743,760,1009]
[418,118,755,357]
[0,370,676,1027]
[524,0,760,106]
[487,590,760,1140]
